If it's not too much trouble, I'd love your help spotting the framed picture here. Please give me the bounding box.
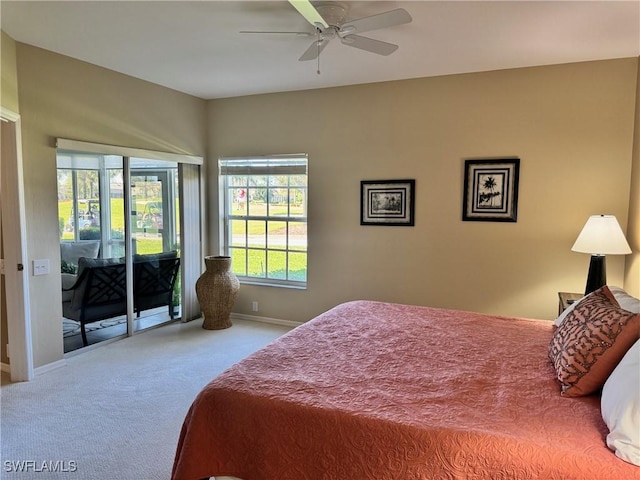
[361,179,415,226]
[462,158,520,222]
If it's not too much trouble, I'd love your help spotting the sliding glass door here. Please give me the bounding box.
[57,153,184,352]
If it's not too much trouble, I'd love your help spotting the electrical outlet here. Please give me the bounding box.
[252,301,259,312]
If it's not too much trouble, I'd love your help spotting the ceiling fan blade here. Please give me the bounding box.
[339,8,412,37]
[341,35,398,56]
[299,37,330,61]
[240,31,313,36]
[288,0,329,29]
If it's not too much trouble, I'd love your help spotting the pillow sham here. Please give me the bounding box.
[548,286,640,397]
[602,339,640,466]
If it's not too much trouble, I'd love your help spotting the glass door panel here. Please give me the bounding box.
[57,153,128,353]
[130,160,181,332]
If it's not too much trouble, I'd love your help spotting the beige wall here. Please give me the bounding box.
[624,59,640,295]
[8,36,639,369]
[208,58,638,323]
[15,43,207,367]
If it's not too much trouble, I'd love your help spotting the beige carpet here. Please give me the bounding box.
[1,318,291,479]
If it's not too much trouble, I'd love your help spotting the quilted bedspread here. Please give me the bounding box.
[172,301,639,480]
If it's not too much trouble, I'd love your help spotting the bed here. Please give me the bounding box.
[172,297,639,480]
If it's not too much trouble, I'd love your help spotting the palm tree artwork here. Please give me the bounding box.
[478,175,501,207]
[463,158,519,222]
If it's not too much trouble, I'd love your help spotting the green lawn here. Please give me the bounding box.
[59,198,167,255]
[231,248,307,282]
[228,201,307,281]
[59,198,307,279]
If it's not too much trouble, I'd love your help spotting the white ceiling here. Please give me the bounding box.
[2,1,639,100]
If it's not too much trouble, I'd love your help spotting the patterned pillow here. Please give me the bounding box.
[548,286,640,397]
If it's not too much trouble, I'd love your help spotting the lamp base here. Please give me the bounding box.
[584,255,606,295]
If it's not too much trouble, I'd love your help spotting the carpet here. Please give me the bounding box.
[1,318,292,480]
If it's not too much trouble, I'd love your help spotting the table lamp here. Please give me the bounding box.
[571,214,632,295]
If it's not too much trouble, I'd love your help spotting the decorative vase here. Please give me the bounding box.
[196,255,239,330]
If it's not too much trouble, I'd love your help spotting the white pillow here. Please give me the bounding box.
[554,286,640,326]
[601,338,640,466]
[60,240,101,265]
[609,286,640,313]
[554,292,588,326]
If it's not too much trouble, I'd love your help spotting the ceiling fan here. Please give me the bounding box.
[241,0,412,63]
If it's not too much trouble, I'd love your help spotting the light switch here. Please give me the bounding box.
[33,259,50,276]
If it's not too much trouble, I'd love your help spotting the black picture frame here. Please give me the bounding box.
[361,179,415,226]
[462,158,520,222]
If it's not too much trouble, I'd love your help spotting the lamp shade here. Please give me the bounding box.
[571,215,632,255]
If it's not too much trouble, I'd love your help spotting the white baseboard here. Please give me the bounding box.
[0,360,64,378]
[34,358,66,376]
[5,315,295,381]
[231,312,303,329]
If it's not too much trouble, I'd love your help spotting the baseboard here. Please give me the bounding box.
[231,312,303,328]
[34,358,67,376]
[6,316,295,380]
[1,360,66,378]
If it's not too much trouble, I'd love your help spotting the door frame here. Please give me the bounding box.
[1,107,34,381]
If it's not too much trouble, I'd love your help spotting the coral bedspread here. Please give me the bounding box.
[172,301,639,480]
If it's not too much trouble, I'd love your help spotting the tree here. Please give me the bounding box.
[482,176,498,206]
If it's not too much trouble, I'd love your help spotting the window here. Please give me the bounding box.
[219,155,308,288]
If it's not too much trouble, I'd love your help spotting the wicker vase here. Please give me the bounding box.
[196,256,239,330]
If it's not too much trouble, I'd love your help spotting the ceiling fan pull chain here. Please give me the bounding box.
[316,31,321,74]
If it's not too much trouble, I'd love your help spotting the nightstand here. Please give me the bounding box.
[558,292,583,315]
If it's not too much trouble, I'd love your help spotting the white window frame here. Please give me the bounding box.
[219,155,308,289]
